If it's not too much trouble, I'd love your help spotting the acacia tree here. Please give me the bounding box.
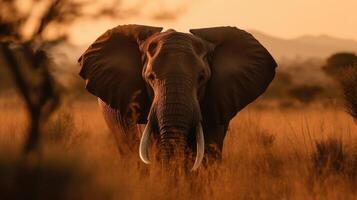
[0,0,76,154]
[0,0,186,155]
[0,1,186,198]
[322,52,357,77]
[322,52,357,121]
[338,67,357,121]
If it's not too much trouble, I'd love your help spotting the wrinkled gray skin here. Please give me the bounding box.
[102,30,216,166]
[141,31,211,162]
[78,25,277,170]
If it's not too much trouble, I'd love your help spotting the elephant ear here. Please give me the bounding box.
[190,27,277,125]
[78,24,162,126]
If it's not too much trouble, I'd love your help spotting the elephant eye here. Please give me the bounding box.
[205,52,213,63]
[147,72,155,81]
[198,73,205,85]
[148,42,157,56]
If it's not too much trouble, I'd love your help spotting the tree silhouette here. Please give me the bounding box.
[321,52,357,121]
[322,52,357,77]
[0,1,188,198]
[338,67,357,121]
[0,0,186,155]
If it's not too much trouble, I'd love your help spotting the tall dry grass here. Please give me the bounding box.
[0,96,357,199]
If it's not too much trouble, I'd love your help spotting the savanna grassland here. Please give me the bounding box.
[1,1,357,199]
[1,95,356,200]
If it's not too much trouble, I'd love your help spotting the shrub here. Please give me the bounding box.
[312,138,345,176]
[263,71,293,98]
[338,66,357,121]
[322,52,357,77]
[288,85,324,104]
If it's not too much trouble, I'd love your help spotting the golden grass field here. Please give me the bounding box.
[1,96,357,200]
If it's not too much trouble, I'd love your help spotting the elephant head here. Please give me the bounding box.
[78,24,277,170]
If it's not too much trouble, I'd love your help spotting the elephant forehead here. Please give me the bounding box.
[146,30,208,53]
[143,31,209,75]
[152,30,193,43]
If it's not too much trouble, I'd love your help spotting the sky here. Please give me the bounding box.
[70,0,357,45]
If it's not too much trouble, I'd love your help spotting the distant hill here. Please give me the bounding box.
[53,31,357,66]
[250,30,357,60]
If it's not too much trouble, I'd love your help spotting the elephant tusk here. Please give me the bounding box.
[191,122,205,171]
[139,120,153,164]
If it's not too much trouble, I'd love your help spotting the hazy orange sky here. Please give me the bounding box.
[71,0,357,45]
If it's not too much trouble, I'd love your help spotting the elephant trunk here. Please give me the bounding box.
[139,76,205,170]
[156,77,194,164]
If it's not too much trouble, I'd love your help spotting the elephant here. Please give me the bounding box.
[78,24,277,170]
